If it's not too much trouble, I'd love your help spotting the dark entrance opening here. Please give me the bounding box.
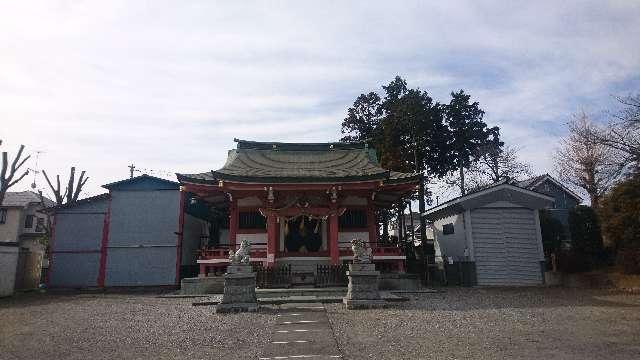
[284,216,322,252]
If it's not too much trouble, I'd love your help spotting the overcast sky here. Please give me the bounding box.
[1,1,639,201]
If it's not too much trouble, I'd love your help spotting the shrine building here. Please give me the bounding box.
[177,139,420,277]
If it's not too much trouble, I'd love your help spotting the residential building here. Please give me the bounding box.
[0,191,54,249]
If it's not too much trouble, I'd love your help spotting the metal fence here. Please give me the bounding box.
[254,264,292,288]
[315,264,348,287]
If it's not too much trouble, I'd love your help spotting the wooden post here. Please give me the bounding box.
[228,196,238,250]
[97,196,112,288]
[367,198,378,248]
[329,204,339,265]
[266,214,277,267]
[175,189,185,285]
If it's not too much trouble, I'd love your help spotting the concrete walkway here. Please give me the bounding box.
[259,302,342,360]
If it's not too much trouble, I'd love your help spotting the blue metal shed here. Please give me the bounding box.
[47,194,109,288]
[102,175,180,287]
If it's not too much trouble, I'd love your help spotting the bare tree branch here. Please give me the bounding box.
[42,170,64,205]
[42,167,89,206]
[8,170,29,187]
[0,141,31,205]
[72,170,86,202]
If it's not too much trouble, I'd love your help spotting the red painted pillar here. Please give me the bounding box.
[266,214,277,267]
[175,189,185,285]
[367,199,378,248]
[97,196,112,288]
[45,212,57,287]
[329,204,339,265]
[228,196,238,250]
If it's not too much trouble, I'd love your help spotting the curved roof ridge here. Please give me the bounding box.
[234,138,367,151]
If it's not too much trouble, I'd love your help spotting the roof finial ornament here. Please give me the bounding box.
[266,186,275,204]
[327,185,338,203]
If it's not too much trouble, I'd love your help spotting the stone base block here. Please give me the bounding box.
[181,276,225,295]
[214,303,259,313]
[343,298,387,310]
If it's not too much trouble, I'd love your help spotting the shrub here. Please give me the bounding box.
[557,251,593,273]
[600,174,640,251]
[568,205,604,256]
[539,209,565,255]
[616,249,640,275]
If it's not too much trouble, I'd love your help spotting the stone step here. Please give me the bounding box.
[256,287,347,298]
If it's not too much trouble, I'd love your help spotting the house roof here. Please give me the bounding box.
[1,191,55,208]
[43,193,110,212]
[102,174,179,190]
[177,139,419,184]
[423,182,555,221]
[516,173,582,201]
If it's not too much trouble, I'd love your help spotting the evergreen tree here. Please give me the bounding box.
[444,90,502,195]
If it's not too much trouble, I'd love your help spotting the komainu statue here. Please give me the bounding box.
[351,238,372,263]
[229,239,251,264]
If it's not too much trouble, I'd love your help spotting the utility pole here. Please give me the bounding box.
[128,164,136,179]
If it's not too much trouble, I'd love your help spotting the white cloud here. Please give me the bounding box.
[1,1,638,200]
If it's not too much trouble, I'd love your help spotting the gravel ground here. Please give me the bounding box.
[326,287,640,360]
[0,293,276,360]
[2,288,639,360]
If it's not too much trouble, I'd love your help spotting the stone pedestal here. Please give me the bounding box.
[214,264,258,313]
[343,263,386,309]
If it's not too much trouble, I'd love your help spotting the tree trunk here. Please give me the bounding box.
[397,204,403,244]
[459,165,465,195]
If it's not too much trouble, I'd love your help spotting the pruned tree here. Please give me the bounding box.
[554,111,624,208]
[42,167,89,205]
[0,139,31,205]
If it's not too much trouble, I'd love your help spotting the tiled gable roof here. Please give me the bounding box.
[516,173,582,201]
[1,191,55,208]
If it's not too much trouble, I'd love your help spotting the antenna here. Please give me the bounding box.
[27,150,45,189]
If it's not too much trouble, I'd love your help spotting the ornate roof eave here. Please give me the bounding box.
[176,171,421,188]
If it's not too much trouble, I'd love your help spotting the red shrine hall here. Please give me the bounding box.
[176,139,420,277]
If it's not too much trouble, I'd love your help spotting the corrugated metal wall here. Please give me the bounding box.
[105,190,179,286]
[471,208,543,286]
[48,199,108,287]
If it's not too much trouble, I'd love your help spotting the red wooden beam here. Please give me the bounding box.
[44,212,57,287]
[367,197,378,248]
[221,181,381,191]
[229,197,238,249]
[328,203,339,265]
[175,190,185,286]
[266,214,277,267]
[97,196,112,288]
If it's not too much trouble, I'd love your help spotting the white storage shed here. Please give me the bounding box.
[424,183,554,286]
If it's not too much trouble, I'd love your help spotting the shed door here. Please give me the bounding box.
[471,208,542,286]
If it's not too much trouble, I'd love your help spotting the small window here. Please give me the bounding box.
[442,223,454,235]
[0,208,7,224]
[25,214,35,229]
[339,209,368,229]
[36,217,45,232]
[238,211,266,229]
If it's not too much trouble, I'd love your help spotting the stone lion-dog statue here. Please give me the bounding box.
[229,239,251,264]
